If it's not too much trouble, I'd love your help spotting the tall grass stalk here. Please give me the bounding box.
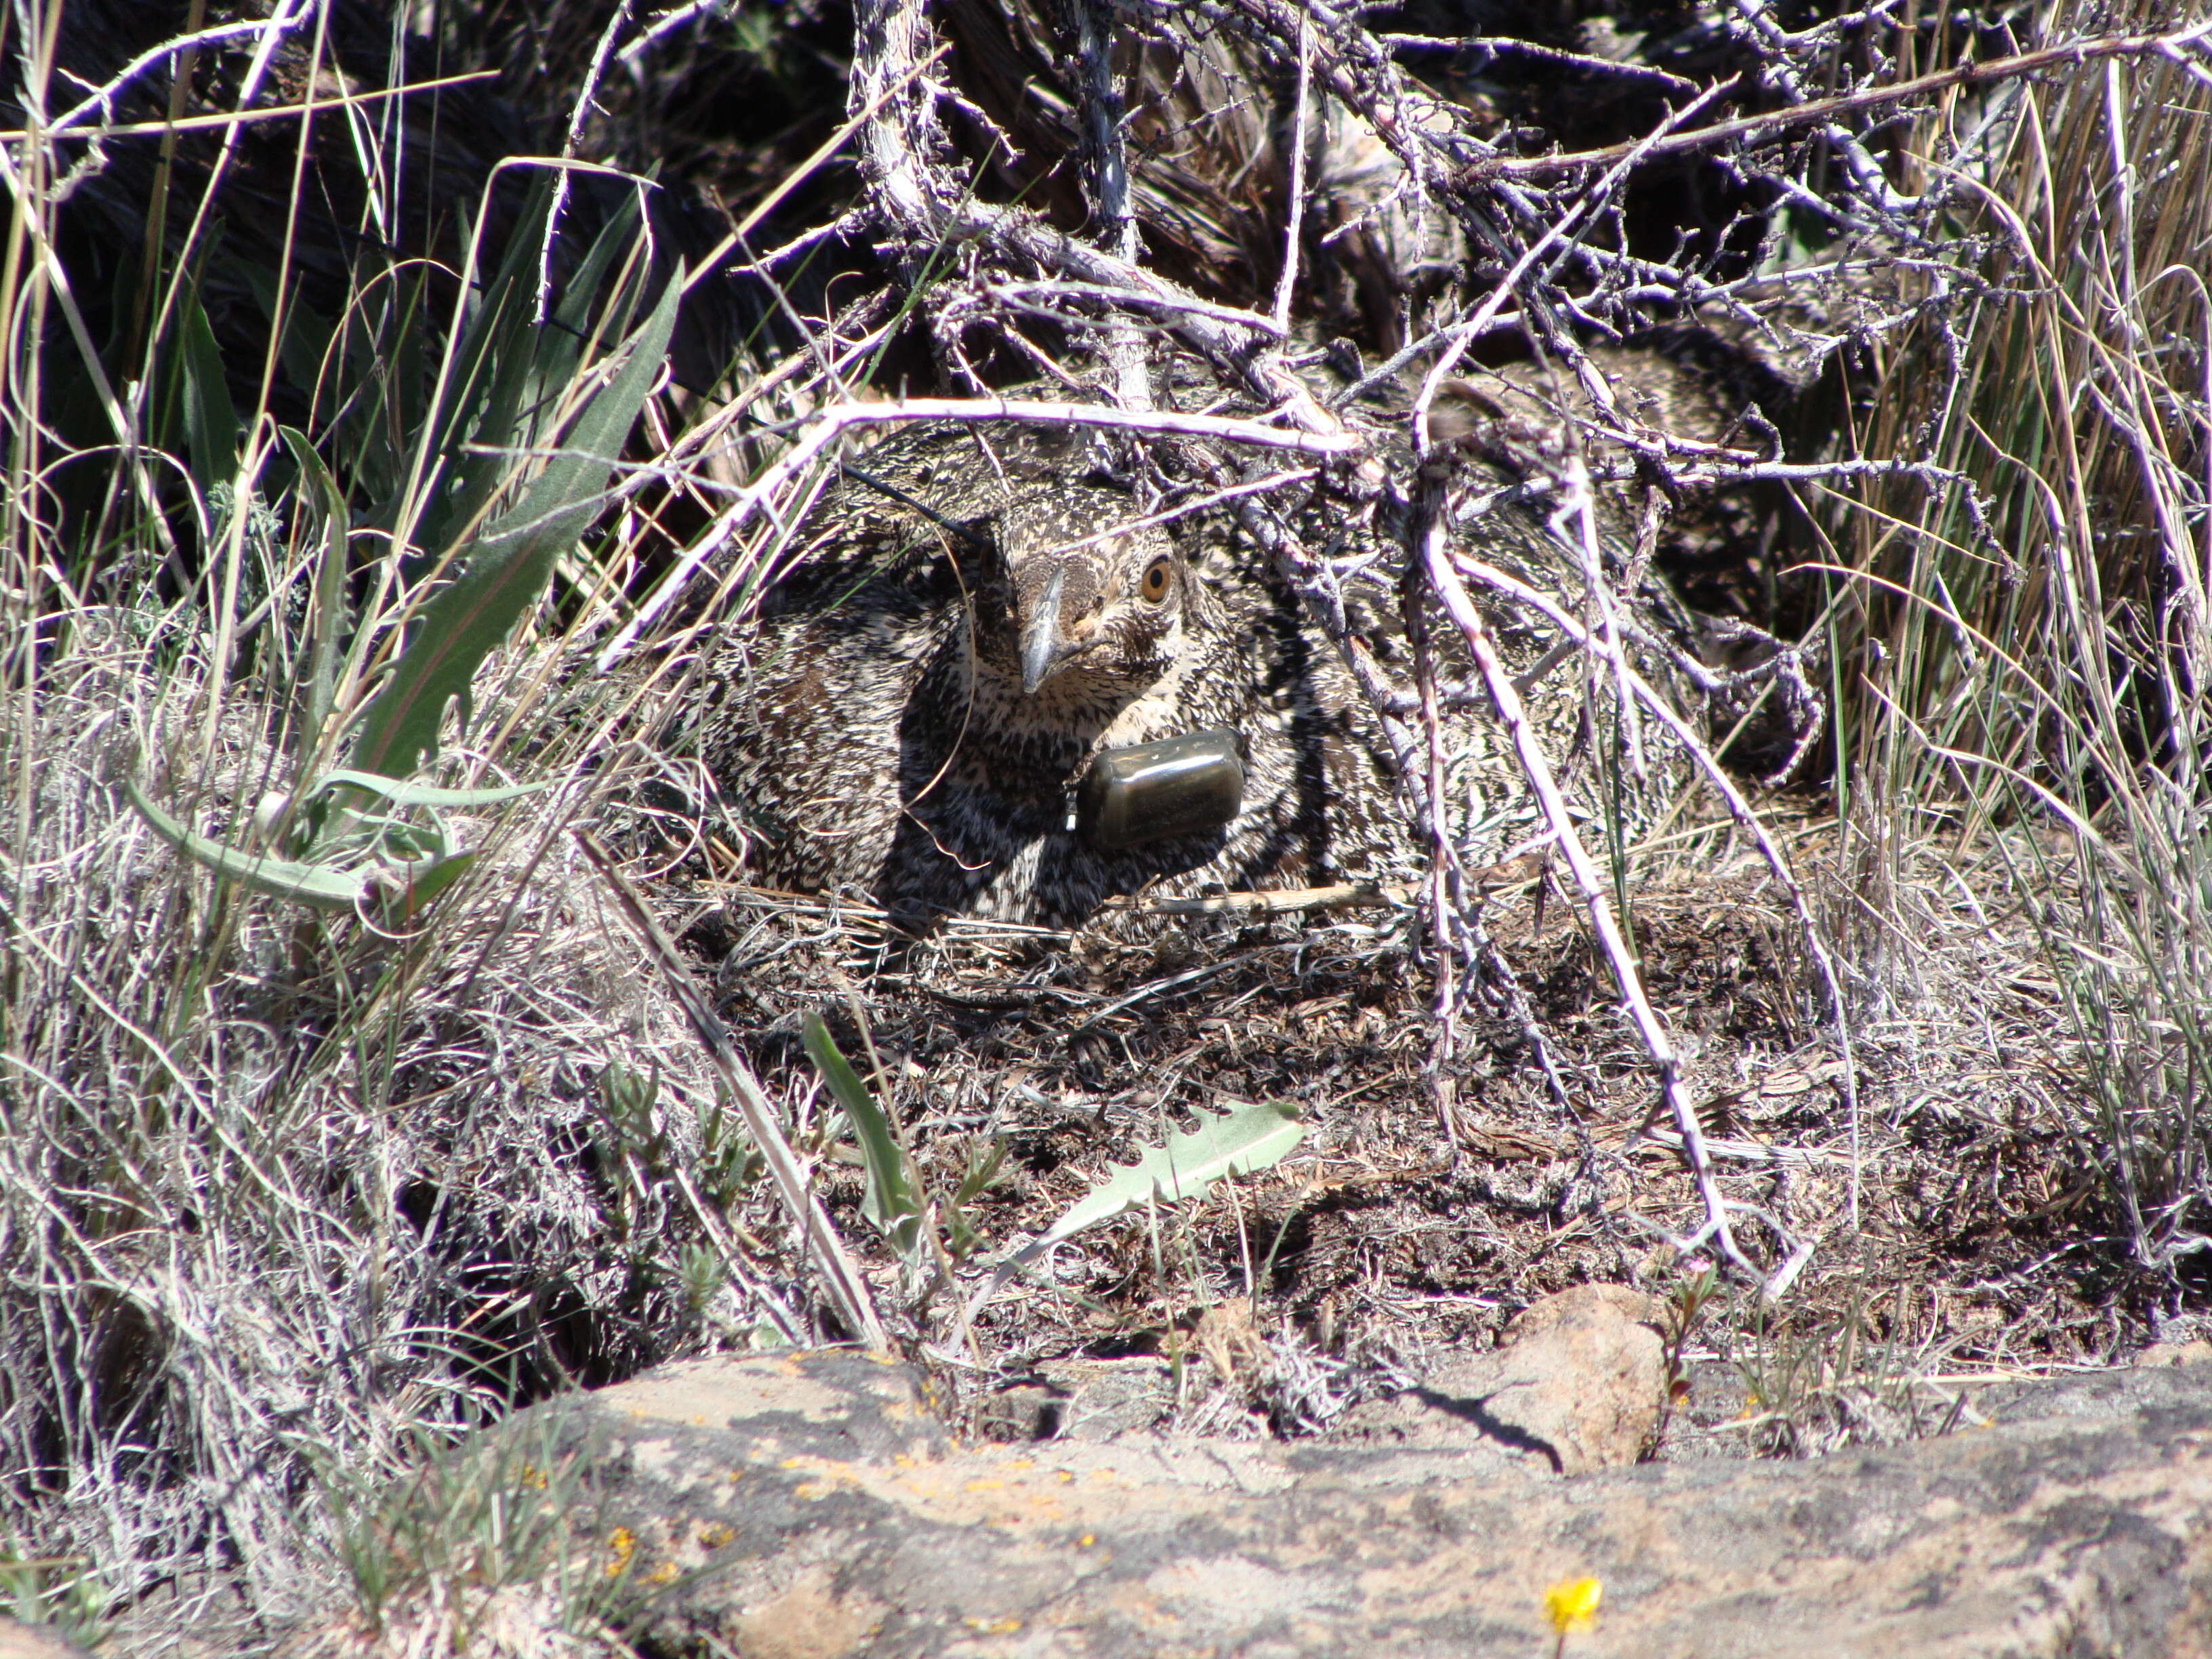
[1838,0,2212,1274]
[0,14,843,1644]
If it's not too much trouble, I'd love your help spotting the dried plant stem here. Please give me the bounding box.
[1468,20,2212,182]
[575,832,889,1352]
[1418,516,1755,1277]
[599,398,1357,668]
[1456,549,1864,1241]
[539,0,636,324]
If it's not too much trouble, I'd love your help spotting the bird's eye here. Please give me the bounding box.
[1139,558,1174,603]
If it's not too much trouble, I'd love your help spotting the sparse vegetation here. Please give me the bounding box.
[0,0,2207,1652]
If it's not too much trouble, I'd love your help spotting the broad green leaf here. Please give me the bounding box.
[178,293,238,494]
[545,186,648,389]
[127,780,367,910]
[236,260,336,405]
[973,1099,1307,1309]
[803,1013,924,1263]
[348,262,684,779]
[410,174,644,559]
[410,249,541,558]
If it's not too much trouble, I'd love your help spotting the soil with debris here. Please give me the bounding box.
[656,804,2131,1454]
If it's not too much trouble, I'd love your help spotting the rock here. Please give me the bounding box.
[285,1349,2212,1658]
[1332,1284,1668,1472]
[2139,1338,2212,1368]
[0,1622,96,1659]
[576,1348,952,1463]
[975,1357,1181,1445]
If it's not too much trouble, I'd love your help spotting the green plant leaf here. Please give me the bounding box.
[126,779,367,910]
[802,1012,925,1263]
[178,292,238,493]
[348,263,684,779]
[376,849,478,922]
[974,1099,1307,1307]
[410,237,548,557]
[310,769,548,809]
[409,176,642,564]
[280,426,350,756]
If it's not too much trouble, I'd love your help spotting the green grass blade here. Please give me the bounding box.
[126,780,367,910]
[348,265,683,779]
[310,769,548,808]
[178,291,238,494]
[410,258,541,559]
[280,426,350,757]
[802,1012,924,1261]
[377,850,478,921]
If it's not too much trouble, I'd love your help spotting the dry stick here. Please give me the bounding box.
[1069,0,1150,413]
[981,279,1292,333]
[1455,550,1864,1244]
[1389,87,1734,1166]
[22,64,499,144]
[1237,496,1584,1120]
[1464,20,2212,183]
[574,831,889,1352]
[851,0,1327,429]
[1207,0,1603,376]
[1406,74,1738,448]
[1404,480,1473,1145]
[538,0,637,325]
[690,41,954,297]
[1553,454,1646,782]
[1060,469,1316,553]
[1723,0,1912,215]
[0,154,180,564]
[1418,518,1754,1279]
[647,288,897,497]
[1270,10,1313,337]
[617,0,735,69]
[1123,881,1415,918]
[1378,31,1698,91]
[595,398,1357,669]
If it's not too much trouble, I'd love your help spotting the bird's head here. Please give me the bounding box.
[990,491,1191,699]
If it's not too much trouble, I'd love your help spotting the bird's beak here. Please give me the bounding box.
[1020,565,1069,695]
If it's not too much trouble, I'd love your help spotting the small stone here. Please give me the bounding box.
[1332,1283,1668,1473]
[0,1620,96,1659]
[2139,1339,2212,1368]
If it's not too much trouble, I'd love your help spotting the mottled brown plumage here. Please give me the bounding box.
[679,415,1661,934]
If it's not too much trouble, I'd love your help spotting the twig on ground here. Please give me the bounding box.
[576,831,890,1351]
[1454,550,1864,1240]
[1420,517,1757,1278]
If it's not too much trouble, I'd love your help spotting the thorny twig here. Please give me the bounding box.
[540,0,637,325]
[1465,20,2212,184]
[597,396,1359,668]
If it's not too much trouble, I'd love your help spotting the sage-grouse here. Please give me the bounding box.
[685,416,1660,934]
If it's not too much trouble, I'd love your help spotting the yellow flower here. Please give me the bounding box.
[1544,1576,1602,1634]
